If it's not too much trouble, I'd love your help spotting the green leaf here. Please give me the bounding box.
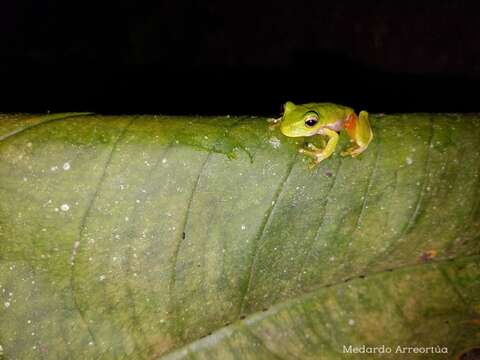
[0,113,479,359]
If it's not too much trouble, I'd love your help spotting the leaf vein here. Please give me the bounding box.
[169,152,212,335]
[0,113,94,142]
[237,153,297,316]
[123,141,176,354]
[296,157,342,279]
[401,116,435,235]
[352,134,381,231]
[69,116,135,347]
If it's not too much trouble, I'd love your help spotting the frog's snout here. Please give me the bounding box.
[280,124,306,137]
[280,123,297,137]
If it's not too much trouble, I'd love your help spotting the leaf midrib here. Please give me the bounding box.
[160,252,480,359]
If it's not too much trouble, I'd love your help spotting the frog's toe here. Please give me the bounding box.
[350,150,365,158]
[307,155,326,169]
[341,146,366,157]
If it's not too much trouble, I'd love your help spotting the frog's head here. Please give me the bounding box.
[280,101,322,137]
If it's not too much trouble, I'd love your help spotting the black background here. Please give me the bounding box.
[1,1,480,116]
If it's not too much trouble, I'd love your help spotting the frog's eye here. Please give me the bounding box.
[304,113,318,127]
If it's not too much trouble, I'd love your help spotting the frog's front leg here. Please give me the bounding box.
[341,110,373,157]
[299,128,339,168]
[267,117,282,130]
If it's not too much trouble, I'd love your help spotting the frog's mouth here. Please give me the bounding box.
[280,124,306,137]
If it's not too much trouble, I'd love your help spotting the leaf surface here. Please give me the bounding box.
[0,113,479,359]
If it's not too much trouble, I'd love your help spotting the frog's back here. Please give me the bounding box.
[299,102,350,112]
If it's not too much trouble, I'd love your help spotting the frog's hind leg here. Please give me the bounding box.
[341,110,373,157]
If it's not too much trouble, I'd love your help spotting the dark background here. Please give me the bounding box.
[1,1,480,115]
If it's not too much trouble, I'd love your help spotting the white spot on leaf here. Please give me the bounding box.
[269,137,281,149]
